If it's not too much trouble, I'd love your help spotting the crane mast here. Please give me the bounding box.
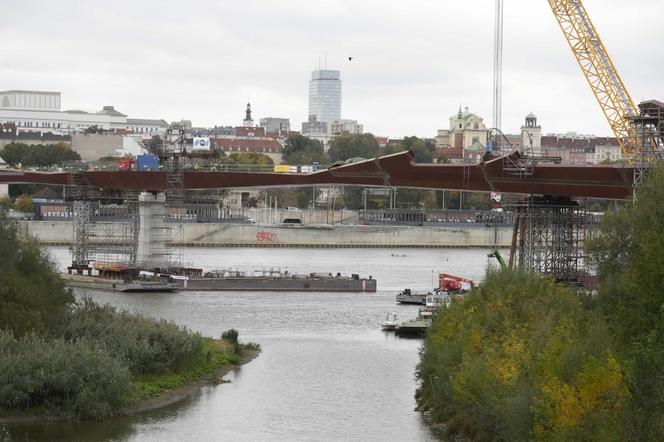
[547,0,639,158]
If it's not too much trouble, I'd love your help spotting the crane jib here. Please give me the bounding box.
[548,0,640,157]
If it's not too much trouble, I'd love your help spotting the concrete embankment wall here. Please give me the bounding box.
[18,221,512,248]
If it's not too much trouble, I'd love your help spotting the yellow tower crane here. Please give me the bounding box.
[547,0,643,159]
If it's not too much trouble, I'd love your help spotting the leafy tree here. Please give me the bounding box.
[381,142,405,156]
[228,152,274,166]
[83,125,105,134]
[463,192,490,210]
[394,189,437,209]
[295,187,316,209]
[417,271,627,441]
[588,164,664,438]
[14,194,33,213]
[401,136,435,163]
[283,134,327,165]
[263,188,298,208]
[0,196,12,209]
[380,137,435,163]
[438,153,451,164]
[148,135,163,153]
[342,187,364,210]
[0,222,75,337]
[327,133,380,163]
[0,142,80,167]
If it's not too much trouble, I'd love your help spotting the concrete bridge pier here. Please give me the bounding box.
[136,191,170,269]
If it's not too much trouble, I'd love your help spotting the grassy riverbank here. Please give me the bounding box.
[0,221,260,421]
[130,338,259,404]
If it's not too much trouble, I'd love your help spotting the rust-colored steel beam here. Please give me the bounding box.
[0,151,636,199]
[0,170,71,187]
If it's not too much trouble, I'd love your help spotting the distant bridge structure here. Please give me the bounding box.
[0,151,636,199]
[0,151,639,283]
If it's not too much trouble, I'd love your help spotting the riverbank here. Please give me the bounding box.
[125,343,260,415]
[17,220,513,248]
[0,341,260,424]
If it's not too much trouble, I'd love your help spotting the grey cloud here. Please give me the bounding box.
[0,0,661,138]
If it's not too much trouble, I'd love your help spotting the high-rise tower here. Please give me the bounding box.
[308,70,341,124]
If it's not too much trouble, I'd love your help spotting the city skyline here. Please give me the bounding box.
[1,0,661,138]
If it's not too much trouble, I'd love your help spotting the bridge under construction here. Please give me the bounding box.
[0,150,645,284]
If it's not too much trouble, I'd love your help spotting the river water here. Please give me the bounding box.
[6,247,496,442]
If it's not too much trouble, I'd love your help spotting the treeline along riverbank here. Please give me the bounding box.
[416,164,664,441]
[0,222,259,422]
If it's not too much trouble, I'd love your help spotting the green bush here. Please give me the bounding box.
[63,299,204,376]
[416,271,627,441]
[0,331,132,419]
[221,329,240,354]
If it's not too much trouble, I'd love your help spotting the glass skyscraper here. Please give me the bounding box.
[308,70,341,123]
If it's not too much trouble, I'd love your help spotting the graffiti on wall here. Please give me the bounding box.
[256,231,278,242]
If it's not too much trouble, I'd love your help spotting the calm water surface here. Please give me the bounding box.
[7,247,497,442]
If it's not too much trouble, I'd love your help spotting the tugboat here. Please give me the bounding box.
[395,288,430,305]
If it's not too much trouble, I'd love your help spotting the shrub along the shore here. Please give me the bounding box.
[416,271,626,441]
[417,163,664,440]
[0,221,257,420]
[62,299,205,376]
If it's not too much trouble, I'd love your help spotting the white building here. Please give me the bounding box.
[126,118,169,135]
[593,145,623,163]
[436,107,488,150]
[0,90,167,135]
[0,90,61,111]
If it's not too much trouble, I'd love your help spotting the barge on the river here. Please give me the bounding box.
[63,269,377,293]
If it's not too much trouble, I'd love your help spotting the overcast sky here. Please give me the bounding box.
[2,0,662,138]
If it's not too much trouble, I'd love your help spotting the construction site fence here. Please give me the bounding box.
[30,204,603,227]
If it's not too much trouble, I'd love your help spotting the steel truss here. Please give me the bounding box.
[70,200,139,273]
[631,101,664,194]
[509,196,586,283]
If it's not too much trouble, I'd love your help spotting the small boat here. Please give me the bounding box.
[418,292,451,318]
[395,288,430,305]
[381,312,399,331]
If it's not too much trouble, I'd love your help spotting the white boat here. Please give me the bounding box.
[381,312,399,331]
[418,292,451,318]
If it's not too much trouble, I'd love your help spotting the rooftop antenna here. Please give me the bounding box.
[492,0,504,132]
[324,52,328,69]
